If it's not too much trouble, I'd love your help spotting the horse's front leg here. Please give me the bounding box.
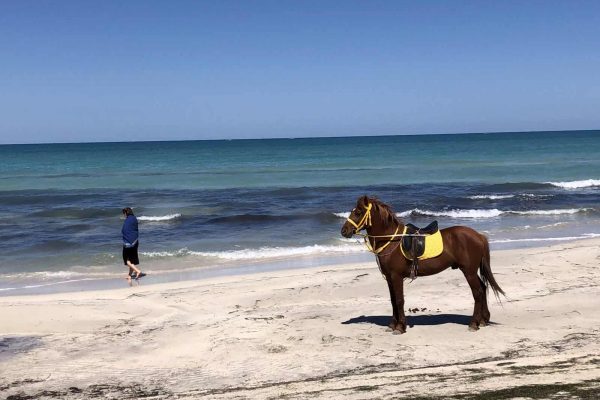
[386,276,399,330]
[389,272,406,334]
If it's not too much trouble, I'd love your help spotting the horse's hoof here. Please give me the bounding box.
[480,320,487,327]
[391,325,406,335]
[468,325,479,332]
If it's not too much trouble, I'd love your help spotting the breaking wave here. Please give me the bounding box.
[142,243,365,260]
[335,208,593,220]
[399,208,591,218]
[546,179,600,189]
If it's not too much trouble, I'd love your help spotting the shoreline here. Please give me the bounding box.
[2,236,598,297]
[1,238,599,398]
[0,253,374,297]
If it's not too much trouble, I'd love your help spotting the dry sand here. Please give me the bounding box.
[1,239,600,399]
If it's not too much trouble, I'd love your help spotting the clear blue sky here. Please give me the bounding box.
[1,1,599,144]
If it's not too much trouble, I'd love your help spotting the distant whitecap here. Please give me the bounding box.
[138,213,182,222]
[468,195,515,200]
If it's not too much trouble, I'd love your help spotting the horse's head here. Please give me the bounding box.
[340,195,374,238]
[341,195,401,238]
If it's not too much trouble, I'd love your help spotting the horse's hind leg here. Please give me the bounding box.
[480,276,491,326]
[463,272,485,331]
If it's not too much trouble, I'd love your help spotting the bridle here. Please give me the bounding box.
[345,203,372,232]
[346,203,400,255]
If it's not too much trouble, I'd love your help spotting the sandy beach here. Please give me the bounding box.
[1,239,599,399]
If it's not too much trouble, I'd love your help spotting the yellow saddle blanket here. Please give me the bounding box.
[399,227,444,260]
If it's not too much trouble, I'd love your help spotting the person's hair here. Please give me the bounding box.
[122,207,134,216]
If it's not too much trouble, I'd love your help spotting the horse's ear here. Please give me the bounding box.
[358,195,370,207]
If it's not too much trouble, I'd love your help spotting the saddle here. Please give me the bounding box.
[400,221,443,279]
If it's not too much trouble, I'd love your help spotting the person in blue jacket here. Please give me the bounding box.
[121,207,144,284]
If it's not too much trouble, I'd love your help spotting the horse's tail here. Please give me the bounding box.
[479,235,506,301]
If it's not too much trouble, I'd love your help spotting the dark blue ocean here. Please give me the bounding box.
[1,130,599,294]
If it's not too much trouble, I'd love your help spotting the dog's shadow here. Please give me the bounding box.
[341,314,474,327]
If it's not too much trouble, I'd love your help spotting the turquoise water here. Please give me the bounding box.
[1,130,598,190]
[0,130,599,294]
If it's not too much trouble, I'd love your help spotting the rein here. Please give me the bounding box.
[354,232,428,239]
[365,226,400,255]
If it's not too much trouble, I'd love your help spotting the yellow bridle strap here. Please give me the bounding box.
[346,203,372,231]
[365,225,400,254]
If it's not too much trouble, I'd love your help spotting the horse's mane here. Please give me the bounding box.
[369,197,403,228]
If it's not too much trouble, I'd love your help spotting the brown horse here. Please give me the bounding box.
[341,195,505,333]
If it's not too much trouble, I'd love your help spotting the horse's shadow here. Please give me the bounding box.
[341,314,473,327]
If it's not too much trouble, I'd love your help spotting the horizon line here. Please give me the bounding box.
[1,128,598,146]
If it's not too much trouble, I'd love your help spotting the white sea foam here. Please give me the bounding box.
[511,209,588,215]
[521,193,553,198]
[33,270,79,279]
[547,179,600,189]
[143,243,365,260]
[491,233,600,244]
[538,222,568,228]
[138,213,181,222]
[141,248,191,258]
[191,244,365,260]
[468,195,515,200]
[0,277,101,292]
[397,208,591,219]
[400,208,504,218]
[0,270,114,281]
[20,278,97,289]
